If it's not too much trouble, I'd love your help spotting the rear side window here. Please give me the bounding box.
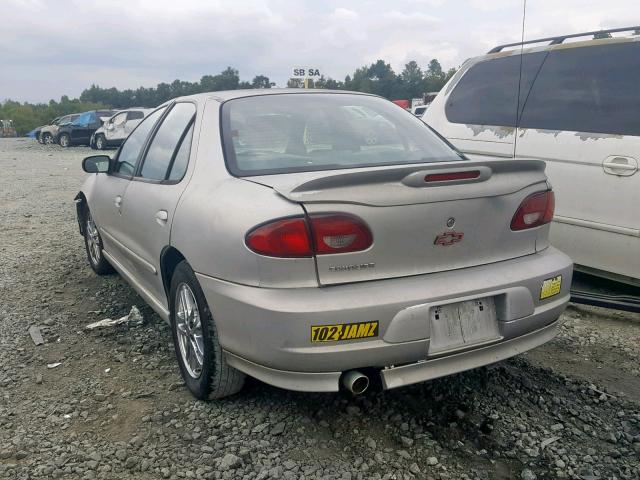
[139,103,196,181]
[116,107,166,176]
[445,52,546,127]
[519,42,640,136]
[127,111,145,120]
[222,93,463,176]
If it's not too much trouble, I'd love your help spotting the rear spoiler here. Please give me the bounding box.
[253,159,548,206]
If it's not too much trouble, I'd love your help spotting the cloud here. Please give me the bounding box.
[1,0,639,102]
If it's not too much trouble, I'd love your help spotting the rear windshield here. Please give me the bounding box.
[221,93,463,176]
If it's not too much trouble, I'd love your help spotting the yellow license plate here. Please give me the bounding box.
[310,321,379,342]
[540,275,562,299]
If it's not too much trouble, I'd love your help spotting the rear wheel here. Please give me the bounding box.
[83,209,114,275]
[58,133,70,147]
[95,134,106,150]
[170,261,245,400]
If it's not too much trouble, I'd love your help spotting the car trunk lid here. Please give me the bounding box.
[247,159,549,285]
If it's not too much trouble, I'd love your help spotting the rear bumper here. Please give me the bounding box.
[225,318,562,392]
[197,247,572,392]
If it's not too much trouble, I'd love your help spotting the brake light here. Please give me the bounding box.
[245,217,312,257]
[310,214,373,254]
[511,191,555,231]
[425,170,480,182]
[246,214,372,257]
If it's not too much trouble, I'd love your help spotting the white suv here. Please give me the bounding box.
[424,27,640,287]
[91,108,152,150]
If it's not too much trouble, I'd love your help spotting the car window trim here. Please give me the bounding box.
[133,101,197,185]
[164,117,195,183]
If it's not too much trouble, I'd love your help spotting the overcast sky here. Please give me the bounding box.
[1,0,639,103]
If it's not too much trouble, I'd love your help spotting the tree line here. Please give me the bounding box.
[1,59,455,135]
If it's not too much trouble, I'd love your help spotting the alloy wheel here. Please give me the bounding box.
[85,213,102,266]
[175,283,205,379]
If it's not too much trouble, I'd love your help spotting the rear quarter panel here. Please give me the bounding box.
[170,98,318,288]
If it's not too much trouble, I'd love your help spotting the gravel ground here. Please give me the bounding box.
[1,137,639,480]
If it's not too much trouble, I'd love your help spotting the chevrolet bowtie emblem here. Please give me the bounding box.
[434,231,464,246]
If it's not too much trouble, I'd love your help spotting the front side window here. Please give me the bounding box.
[115,107,166,176]
[222,93,463,176]
[111,112,127,126]
[519,42,640,136]
[139,103,196,181]
[445,52,546,127]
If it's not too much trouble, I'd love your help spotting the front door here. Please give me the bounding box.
[105,112,127,143]
[118,102,196,306]
[90,173,130,263]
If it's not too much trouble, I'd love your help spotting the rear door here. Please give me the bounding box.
[516,41,640,280]
[425,52,546,158]
[118,102,197,305]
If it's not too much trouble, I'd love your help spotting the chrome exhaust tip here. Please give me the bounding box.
[342,370,370,395]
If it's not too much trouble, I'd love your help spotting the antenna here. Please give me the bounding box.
[514,0,527,157]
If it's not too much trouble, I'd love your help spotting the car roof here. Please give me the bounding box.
[478,34,640,63]
[163,88,377,105]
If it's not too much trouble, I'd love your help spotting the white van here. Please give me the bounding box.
[424,27,640,286]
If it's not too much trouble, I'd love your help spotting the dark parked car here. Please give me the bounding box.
[56,110,117,147]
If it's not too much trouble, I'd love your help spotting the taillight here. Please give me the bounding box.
[310,214,373,254]
[245,217,313,257]
[511,191,555,231]
[246,214,373,257]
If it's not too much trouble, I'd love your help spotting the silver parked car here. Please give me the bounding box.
[75,90,573,400]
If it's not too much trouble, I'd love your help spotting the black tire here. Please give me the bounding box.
[43,133,53,145]
[95,134,106,150]
[58,133,70,147]
[83,208,114,275]
[169,261,245,400]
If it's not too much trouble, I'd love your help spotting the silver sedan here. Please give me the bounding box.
[75,90,573,399]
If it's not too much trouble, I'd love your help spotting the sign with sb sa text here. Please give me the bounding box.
[291,67,321,78]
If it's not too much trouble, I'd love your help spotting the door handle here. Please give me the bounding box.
[602,156,638,176]
[114,195,122,208]
[155,210,169,225]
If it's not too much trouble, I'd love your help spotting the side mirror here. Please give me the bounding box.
[82,155,113,174]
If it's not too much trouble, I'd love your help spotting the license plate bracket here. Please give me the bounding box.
[428,297,500,355]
